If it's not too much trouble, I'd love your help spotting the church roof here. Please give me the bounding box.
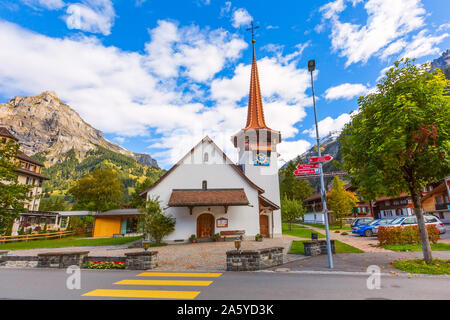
[168,189,249,207]
[244,40,271,131]
[0,127,19,141]
[139,136,264,198]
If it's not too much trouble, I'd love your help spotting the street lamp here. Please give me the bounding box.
[308,59,334,269]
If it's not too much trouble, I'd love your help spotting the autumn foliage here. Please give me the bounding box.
[378,225,440,245]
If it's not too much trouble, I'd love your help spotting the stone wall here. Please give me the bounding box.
[87,256,126,263]
[303,240,336,256]
[125,251,158,270]
[0,256,39,268]
[37,251,89,268]
[226,247,284,271]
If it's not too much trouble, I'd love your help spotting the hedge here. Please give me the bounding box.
[378,225,440,245]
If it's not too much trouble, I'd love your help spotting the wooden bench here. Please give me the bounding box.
[220,230,245,241]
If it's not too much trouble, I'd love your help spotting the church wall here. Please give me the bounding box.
[146,141,261,242]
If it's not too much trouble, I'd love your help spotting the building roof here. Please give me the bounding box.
[168,189,249,207]
[15,167,50,180]
[139,136,264,198]
[17,151,45,167]
[94,208,141,216]
[0,127,18,141]
[259,194,280,210]
[421,182,447,202]
[57,211,93,216]
[244,41,271,131]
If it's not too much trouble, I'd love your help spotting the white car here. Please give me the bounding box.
[373,215,446,234]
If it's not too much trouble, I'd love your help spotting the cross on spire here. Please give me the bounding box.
[246,21,259,43]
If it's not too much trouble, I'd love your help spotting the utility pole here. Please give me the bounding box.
[308,59,333,269]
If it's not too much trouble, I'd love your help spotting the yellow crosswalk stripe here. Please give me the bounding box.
[82,289,200,299]
[137,272,222,278]
[114,279,213,286]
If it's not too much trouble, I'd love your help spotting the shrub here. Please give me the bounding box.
[341,232,349,235]
[378,225,440,245]
[140,197,176,243]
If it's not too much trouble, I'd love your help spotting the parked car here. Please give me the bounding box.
[350,217,374,228]
[352,218,395,237]
[372,215,446,234]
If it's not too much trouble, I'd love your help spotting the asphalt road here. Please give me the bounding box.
[0,268,449,300]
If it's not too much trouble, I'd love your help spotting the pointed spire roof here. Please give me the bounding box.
[244,39,271,131]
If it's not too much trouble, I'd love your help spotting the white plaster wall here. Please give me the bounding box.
[238,149,282,237]
[146,141,261,241]
[304,213,325,224]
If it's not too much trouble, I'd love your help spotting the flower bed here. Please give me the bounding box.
[85,261,126,269]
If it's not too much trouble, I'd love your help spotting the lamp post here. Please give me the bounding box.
[308,59,334,269]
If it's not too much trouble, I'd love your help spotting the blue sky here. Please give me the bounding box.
[0,0,449,169]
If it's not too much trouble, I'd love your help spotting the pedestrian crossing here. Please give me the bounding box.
[81,271,222,299]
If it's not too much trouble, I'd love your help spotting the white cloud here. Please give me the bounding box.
[0,20,314,169]
[380,39,407,59]
[232,8,252,28]
[262,42,310,65]
[320,0,427,66]
[324,83,369,100]
[220,1,232,16]
[21,0,65,10]
[65,0,115,36]
[278,139,312,167]
[303,112,353,138]
[438,23,450,32]
[401,29,449,59]
[144,21,247,82]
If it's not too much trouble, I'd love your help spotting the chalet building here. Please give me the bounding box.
[0,127,52,235]
[92,38,282,240]
[373,194,414,219]
[421,180,450,223]
[303,184,374,224]
[0,127,49,212]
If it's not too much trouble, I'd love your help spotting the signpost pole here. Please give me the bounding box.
[308,60,333,269]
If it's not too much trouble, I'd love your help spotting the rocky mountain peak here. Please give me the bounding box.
[0,91,158,168]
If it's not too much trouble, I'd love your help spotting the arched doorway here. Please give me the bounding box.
[259,214,269,238]
[197,213,214,239]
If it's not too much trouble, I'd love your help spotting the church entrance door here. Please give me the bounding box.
[259,214,270,238]
[197,213,214,239]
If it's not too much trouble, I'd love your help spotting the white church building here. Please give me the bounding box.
[140,39,282,242]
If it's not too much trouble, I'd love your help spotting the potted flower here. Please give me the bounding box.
[189,234,197,243]
[255,233,263,242]
[213,233,220,242]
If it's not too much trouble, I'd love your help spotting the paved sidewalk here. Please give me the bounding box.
[298,224,391,252]
[5,235,303,271]
[273,251,450,274]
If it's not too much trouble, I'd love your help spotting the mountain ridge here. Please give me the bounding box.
[0,91,158,168]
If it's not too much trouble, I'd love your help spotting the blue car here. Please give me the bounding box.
[352,218,395,237]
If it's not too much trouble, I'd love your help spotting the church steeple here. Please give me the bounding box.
[244,38,271,130]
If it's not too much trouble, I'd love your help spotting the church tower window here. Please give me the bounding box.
[202,180,207,190]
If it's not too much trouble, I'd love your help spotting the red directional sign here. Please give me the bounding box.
[309,155,333,164]
[294,168,320,175]
[297,163,319,169]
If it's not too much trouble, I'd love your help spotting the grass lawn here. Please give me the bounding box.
[0,235,144,251]
[392,259,450,275]
[382,243,450,252]
[299,222,352,231]
[289,240,364,254]
[282,223,325,239]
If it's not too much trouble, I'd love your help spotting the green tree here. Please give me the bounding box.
[139,197,175,243]
[0,139,31,235]
[39,196,68,211]
[326,177,358,228]
[129,177,155,208]
[281,195,305,231]
[279,157,314,201]
[340,59,450,262]
[69,168,124,212]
